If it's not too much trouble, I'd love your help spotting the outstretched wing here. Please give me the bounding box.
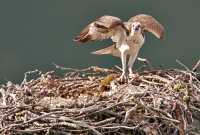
[128,14,165,39]
[74,15,127,43]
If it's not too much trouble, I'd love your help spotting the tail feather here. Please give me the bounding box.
[91,44,120,57]
[92,47,112,55]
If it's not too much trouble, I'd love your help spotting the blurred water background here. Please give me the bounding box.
[0,0,199,84]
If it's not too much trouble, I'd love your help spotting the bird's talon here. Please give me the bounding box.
[117,73,127,82]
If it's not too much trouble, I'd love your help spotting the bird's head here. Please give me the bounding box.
[130,22,142,37]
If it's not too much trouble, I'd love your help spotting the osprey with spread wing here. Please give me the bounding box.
[74,14,165,80]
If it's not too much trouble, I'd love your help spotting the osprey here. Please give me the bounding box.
[74,14,165,80]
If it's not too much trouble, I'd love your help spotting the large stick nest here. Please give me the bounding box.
[0,65,200,135]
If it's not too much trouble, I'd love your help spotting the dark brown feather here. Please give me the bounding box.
[74,15,127,43]
[73,24,91,43]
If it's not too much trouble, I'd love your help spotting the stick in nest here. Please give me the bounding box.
[192,59,200,72]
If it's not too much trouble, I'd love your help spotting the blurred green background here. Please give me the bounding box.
[0,0,199,84]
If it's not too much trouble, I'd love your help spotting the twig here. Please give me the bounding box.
[192,59,200,71]
[52,62,80,71]
[176,59,190,71]
[14,128,49,134]
[53,63,117,74]
[87,101,128,116]
[123,105,137,124]
[21,69,41,85]
[58,116,102,135]
[93,117,116,126]
[137,57,153,69]
[189,106,200,114]
[100,125,140,130]
[0,110,73,132]
[144,115,180,124]
[114,65,122,72]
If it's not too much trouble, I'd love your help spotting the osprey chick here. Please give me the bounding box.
[74,14,165,80]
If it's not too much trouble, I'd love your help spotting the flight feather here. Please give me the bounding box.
[73,15,127,43]
[128,14,164,39]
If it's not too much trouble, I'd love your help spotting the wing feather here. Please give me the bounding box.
[128,14,165,39]
[73,15,127,43]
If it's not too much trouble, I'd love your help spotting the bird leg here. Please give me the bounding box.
[120,51,127,80]
[127,52,138,78]
[118,44,129,81]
